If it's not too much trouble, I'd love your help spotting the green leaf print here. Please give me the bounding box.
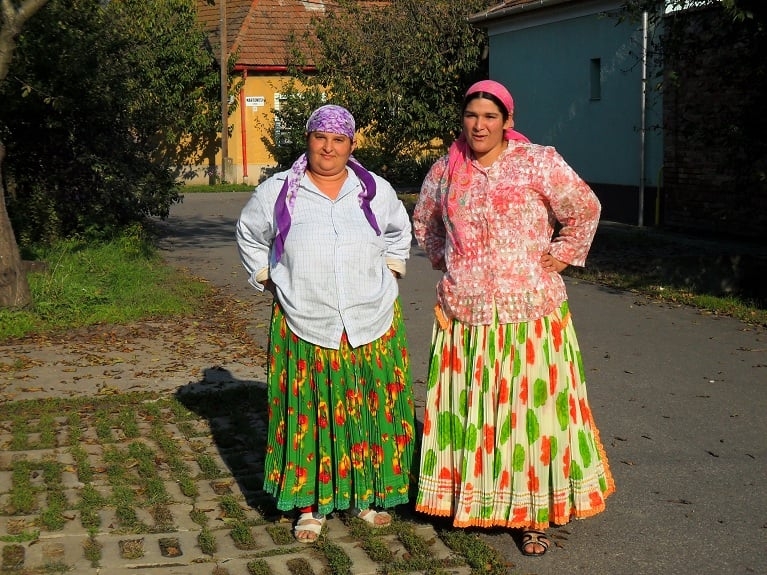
[576,350,586,381]
[578,430,593,468]
[465,424,478,451]
[503,325,512,359]
[536,508,550,524]
[570,459,583,480]
[513,443,526,472]
[481,505,494,519]
[438,412,465,451]
[526,409,540,444]
[459,388,468,418]
[422,449,437,476]
[556,391,569,431]
[482,364,490,393]
[488,327,496,365]
[427,351,440,390]
[516,322,527,345]
[499,415,510,446]
[549,435,558,460]
[533,378,548,408]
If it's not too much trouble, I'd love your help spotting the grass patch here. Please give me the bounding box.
[0,228,210,341]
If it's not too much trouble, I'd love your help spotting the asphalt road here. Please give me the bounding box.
[158,191,767,575]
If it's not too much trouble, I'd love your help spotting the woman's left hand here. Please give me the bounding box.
[541,253,568,273]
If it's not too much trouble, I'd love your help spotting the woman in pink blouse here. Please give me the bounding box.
[412,80,615,557]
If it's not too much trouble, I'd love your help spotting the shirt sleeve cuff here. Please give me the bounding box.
[386,258,406,278]
[248,267,270,291]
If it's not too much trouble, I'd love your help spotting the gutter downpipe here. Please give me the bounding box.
[239,68,248,180]
[638,10,648,227]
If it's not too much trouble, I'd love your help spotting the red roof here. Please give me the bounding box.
[196,0,329,70]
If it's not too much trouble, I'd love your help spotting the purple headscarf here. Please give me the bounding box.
[272,104,380,263]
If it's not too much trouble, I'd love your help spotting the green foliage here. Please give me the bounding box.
[0,231,210,341]
[263,0,495,184]
[0,0,223,244]
[304,0,494,152]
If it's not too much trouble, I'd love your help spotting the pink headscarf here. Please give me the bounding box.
[443,81,530,253]
[446,80,530,178]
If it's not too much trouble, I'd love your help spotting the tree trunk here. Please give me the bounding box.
[1,0,51,308]
[0,140,32,308]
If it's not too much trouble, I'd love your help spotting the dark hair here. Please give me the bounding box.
[462,91,510,122]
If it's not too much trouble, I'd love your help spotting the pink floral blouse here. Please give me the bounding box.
[413,141,601,325]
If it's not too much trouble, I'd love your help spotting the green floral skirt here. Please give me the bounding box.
[263,298,415,515]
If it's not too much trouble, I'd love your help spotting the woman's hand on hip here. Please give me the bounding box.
[540,253,568,273]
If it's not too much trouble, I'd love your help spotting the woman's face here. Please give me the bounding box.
[306,131,355,177]
[462,97,513,166]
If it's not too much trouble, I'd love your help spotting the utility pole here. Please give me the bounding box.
[219,0,228,184]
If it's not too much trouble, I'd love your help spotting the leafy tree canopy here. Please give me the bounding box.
[269,0,496,182]
[0,0,222,244]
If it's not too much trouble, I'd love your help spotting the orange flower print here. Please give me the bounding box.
[338,454,351,479]
[368,390,379,415]
[498,377,509,404]
[440,342,451,372]
[334,400,346,426]
[527,465,539,492]
[318,411,329,429]
[579,398,592,425]
[535,318,543,339]
[499,469,510,490]
[474,355,484,384]
[371,444,384,468]
[589,490,604,508]
[526,338,535,366]
[549,364,558,396]
[351,441,368,469]
[483,424,494,453]
[519,375,529,404]
[551,317,563,350]
[569,395,578,424]
[474,447,483,477]
[451,346,463,372]
[563,446,571,478]
[540,435,551,465]
[512,506,528,523]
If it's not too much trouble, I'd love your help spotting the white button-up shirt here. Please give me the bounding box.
[236,167,411,349]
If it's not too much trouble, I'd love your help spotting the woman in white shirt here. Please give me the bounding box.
[236,105,415,543]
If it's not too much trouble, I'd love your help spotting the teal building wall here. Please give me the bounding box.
[484,7,663,224]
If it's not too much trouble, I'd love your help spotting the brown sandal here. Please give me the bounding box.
[521,530,550,556]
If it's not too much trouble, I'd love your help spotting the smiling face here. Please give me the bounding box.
[462,95,513,166]
[306,130,355,178]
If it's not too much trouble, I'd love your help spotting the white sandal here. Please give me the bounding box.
[350,507,392,527]
[294,511,325,543]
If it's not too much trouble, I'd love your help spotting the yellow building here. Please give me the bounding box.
[192,0,324,186]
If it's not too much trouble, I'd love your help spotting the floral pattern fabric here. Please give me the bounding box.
[413,142,601,326]
[264,299,415,515]
[415,302,615,529]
